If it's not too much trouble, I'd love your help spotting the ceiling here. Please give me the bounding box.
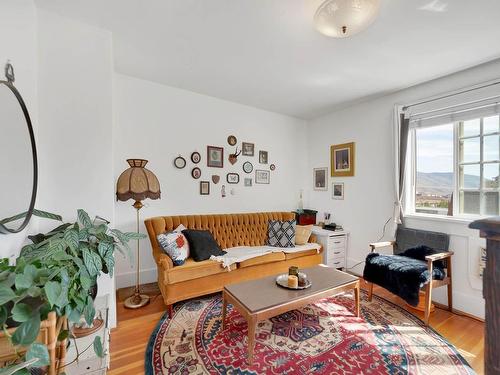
[35,0,500,119]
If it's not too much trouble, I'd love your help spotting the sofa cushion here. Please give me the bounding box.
[182,229,226,262]
[168,258,236,284]
[295,225,313,245]
[284,248,319,260]
[157,225,190,266]
[266,220,296,248]
[238,252,286,268]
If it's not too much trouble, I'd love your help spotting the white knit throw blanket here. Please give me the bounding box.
[210,243,321,270]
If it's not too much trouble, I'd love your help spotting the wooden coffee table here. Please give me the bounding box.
[222,265,360,364]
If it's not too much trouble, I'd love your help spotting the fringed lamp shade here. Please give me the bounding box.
[116,159,161,202]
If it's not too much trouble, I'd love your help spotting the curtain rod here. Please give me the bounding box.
[402,80,500,112]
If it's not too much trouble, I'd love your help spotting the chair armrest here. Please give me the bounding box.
[153,251,173,270]
[369,241,395,252]
[425,251,454,262]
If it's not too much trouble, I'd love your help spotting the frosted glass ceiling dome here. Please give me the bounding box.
[314,0,381,38]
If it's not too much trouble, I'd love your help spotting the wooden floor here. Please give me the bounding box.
[108,281,485,374]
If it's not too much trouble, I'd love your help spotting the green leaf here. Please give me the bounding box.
[123,232,146,240]
[12,303,32,323]
[84,298,95,326]
[15,274,33,290]
[77,209,92,228]
[44,281,62,307]
[58,329,69,341]
[32,209,62,222]
[0,273,16,288]
[27,286,42,298]
[0,286,17,305]
[82,249,102,277]
[11,314,41,346]
[103,251,115,277]
[68,307,82,323]
[97,242,113,258]
[0,359,37,375]
[25,343,50,367]
[64,228,79,252]
[93,336,104,358]
[79,270,92,291]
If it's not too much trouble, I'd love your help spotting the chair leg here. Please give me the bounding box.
[424,283,432,325]
[367,282,374,302]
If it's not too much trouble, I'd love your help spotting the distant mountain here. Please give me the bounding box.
[416,172,489,196]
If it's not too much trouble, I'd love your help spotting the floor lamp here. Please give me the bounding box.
[116,159,161,309]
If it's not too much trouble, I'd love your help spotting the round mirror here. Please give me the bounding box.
[0,78,37,234]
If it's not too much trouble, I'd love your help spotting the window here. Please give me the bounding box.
[411,114,500,218]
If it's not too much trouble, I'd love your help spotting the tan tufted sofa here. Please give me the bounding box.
[145,212,323,316]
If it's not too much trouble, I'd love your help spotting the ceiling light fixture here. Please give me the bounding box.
[314,0,380,38]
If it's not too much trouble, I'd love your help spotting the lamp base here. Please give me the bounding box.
[124,293,150,309]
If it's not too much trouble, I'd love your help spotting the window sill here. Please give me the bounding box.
[404,213,479,225]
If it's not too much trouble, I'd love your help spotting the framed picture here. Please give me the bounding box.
[191,151,201,164]
[255,170,270,184]
[226,173,240,184]
[227,135,237,146]
[259,150,268,164]
[242,142,254,156]
[200,181,210,195]
[207,146,224,168]
[331,142,355,177]
[242,161,253,174]
[174,156,186,169]
[332,182,344,200]
[313,168,328,190]
[244,178,253,187]
[191,167,201,179]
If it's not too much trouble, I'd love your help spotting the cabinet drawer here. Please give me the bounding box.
[328,237,346,249]
[328,249,345,259]
[328,257,345,268]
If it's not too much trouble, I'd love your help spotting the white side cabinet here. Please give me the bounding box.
[65,295,110,375]
[312,227,349,270]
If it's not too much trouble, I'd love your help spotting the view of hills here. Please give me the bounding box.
[416,172,497,196]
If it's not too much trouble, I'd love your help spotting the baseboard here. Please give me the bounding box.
[116,267,157,289]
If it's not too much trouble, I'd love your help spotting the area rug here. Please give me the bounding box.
[145,291,475,374]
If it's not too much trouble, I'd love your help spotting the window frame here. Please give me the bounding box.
[407,115,500,220]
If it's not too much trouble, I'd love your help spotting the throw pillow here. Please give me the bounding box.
[157,227,190,266]
[295,225,313,245]
[266,220,296,248]
[182,229,226,262]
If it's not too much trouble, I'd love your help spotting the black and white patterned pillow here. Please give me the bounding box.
[266,220,296,248]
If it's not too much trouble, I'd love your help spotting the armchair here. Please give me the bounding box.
[365,226,453,325]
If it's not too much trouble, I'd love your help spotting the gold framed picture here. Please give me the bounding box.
[331,142,355,177]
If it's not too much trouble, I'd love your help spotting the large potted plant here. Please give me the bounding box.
[0,209,143,374]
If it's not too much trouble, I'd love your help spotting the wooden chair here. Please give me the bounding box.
[366,227,453,325]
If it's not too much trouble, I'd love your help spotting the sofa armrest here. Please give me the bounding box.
[369,241,395,252]
[425,251,454,262]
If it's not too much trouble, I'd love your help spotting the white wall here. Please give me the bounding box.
[113,73,308,287]
[0,0,38,260]
[36,9,117,326]
[307,59,500,319]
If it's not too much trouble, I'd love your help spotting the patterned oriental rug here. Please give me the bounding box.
[145,291,475,374]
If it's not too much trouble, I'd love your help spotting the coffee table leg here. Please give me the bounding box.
[354,282,360,317]
[247,317,256,365]
[222,291,227,329]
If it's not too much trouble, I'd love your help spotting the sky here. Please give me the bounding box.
[416,116,499,178]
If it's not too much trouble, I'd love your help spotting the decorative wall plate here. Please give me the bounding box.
[192,167,201,179]
[174,156,186,169]
[212,175,220,184]
[270,164,276,171]
[242,161,253,174]
[191,151,201,164]
[227,135,237,146]
[226,173,240,184]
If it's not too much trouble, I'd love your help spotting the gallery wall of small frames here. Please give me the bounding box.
[173,135,276,196]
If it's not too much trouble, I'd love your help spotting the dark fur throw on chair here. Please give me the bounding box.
[363,245,445,306]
